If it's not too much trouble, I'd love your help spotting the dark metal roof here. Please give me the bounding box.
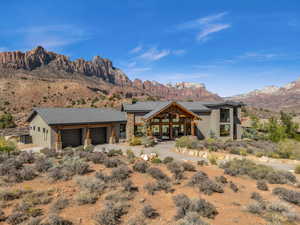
[123,101,244,113]
[27,108,127,125]
[143,101,201,120]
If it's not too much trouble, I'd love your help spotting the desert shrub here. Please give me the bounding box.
[146,167,169,181]
[156,180,174,193]
[0,158,23,176]
[133,161,149,173]
[220,159,297,184]
[167,162,184,180]
[23,190,53,206]
[176,212,210,225]
[111,166,132,182]
[18,166,37,181]
[256,180,268,191]
[141,136,156,147]
[26,217,42,225]
[295,165,300,174]
[251,192,263,201]
[215,176,227,184]
[107,149,123,157]
[173,194,218,220]
[47,167,64,181]
[163,156,174,164]
[175,136,198,149]
[127,216,146,225]
[126,149,135,160]
[62,156,90,175]
[105,191,134,202]
[129,136,142,146]
[43,214,73,225]
[122,180,138,192]
[0,188,28,201]
[267,201,291,213]
[142,205,159,219]
[6,212,28,225]
[229,181,238,192]
[103,158,123,168]
[190,199,218,219]
[87,152,107,164]
[144,182,158,195]
[208,154,218,165]
[75,191,98,205]
[84,145,95,152]
[197,159,208,166]
[0,137,17,153]
[181,162,196,171]
[151,157,162,164]
[0,209,5,221]
[189,171,208,186]
[246,202,264,214]
[94,202,129,225]
[17,151,35,164]
[272,187,300,206]
[95,171,111,182]
[34,157,53,172]
[198,179,224,195]
[40,148,57,158]
[49,198,69,213]
[76,176,106,193]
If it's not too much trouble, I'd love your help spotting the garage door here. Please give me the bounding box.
[61,129,82,148]
[90,127,107,145]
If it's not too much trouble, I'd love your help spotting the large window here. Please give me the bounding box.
[120,124,126,139]
[220,124,230,137]
[220,108,230,123]
[134,125,144,137]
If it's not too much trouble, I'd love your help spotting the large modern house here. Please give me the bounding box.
[27,101,243,150]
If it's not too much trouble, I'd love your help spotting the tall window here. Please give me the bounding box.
[220,108,230,123]
[220,124,230,137]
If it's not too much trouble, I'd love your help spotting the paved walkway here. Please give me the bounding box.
[95,141,298,172]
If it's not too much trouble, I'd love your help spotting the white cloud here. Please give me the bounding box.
[130,45,143,54]
[240,52,279,59]
[138,47,170,61]
[176,12,231,42]
[149,72,211,84]
[197,24,231,41]
[17,25,90,50]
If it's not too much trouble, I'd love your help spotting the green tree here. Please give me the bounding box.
[266,117,287,142]
[280,111,299,139]
[0,113,16,129]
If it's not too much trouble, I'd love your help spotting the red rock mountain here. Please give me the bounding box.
[228,79,300,112]
[0,46,221,124]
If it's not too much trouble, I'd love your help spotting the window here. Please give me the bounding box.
[33,126,35,131]
[120,124,126,139]
[38,127,40,132]
[220,124,230,137]
[134,125,144,137]
[220,108,230,123]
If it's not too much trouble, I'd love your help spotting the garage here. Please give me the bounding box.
[90,127,107,145]
[61,129,82,148]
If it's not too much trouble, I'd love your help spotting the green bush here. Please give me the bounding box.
[0,113,16,129]
[0,137,17,153]
[295,165,300,174]
[163,156,174,164]
[141,136,156,147]
[129,136,142,146]
[151,157,162,164]
[175,136,198,149]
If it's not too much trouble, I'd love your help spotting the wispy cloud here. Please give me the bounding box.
[148,72,211,84]
[138,47,170,61]
[17,25,90,50]
[130,45,143,54]
[176,12,231,41]
[240,52,280,60]
[0,47,8,52]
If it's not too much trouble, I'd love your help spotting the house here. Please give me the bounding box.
[27,100,243,150]
[26,108,127,150]
[0,127,31,144]
[122,101,244,141]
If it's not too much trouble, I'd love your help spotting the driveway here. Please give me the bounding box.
[95,141,298,173]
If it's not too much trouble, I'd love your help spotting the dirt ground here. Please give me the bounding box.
[1,160,300,225]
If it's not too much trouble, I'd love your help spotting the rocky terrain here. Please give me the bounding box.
[0,46,221,125]
[228,78,300,113]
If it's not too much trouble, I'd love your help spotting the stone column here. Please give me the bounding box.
[109,126,116,144]
[84,128,92,147]
[126,113,134,141]
[191,120,195,136]
[55,129,62,151]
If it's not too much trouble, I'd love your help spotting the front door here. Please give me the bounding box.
[162,125,170,140]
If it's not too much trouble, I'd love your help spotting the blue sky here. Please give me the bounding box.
[1,0,300,96]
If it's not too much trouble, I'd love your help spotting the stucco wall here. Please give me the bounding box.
[29,114,52,148]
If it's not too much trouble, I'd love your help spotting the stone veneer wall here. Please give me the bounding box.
[126,113,134,141]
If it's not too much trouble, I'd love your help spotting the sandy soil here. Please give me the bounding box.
[1,160,300,225]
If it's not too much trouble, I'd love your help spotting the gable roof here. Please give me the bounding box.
[123,100,244,113]
[143,101,201,120]
[27,108,127,125]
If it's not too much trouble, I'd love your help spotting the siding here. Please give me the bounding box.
[29,114,52,148]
